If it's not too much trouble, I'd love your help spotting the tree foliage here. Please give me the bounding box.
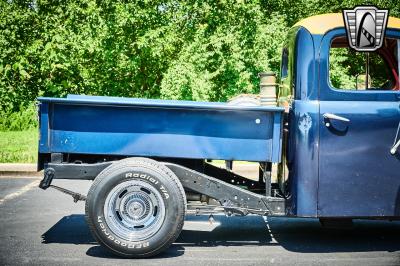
[1,0,399,116]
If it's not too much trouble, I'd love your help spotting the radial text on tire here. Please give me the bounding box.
[85,158,186,258]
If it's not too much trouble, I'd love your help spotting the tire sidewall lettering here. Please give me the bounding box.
[96,215,150,249]
[124,171,170,200]
[94,170,172,250]
[87,160,185,257]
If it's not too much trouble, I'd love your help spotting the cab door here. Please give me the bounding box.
[317,29,400,217]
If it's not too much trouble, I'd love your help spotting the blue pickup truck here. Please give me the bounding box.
[37,13,400,258]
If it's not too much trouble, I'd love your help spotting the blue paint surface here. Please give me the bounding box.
[285,26,400,218]
[38,95,284,162]
[316,28,400,217]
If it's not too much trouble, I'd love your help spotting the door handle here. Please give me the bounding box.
[391,122,400,155]
[391,140,400,155]
[323,113,350,127]
[323,113,350,122]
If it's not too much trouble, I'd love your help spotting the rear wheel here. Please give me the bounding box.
[85,158,186,258]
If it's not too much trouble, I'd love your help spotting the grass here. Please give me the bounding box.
[0,130,38,163]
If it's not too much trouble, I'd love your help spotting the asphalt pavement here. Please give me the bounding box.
[0,176,400,266]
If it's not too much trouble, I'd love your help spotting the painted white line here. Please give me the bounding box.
[263,216,278,243]
[0,180,40,205]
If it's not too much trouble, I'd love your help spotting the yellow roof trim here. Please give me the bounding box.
[294,13,400,34]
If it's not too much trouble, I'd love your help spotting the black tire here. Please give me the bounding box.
[85,158,186,258]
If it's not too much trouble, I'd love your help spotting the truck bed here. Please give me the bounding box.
[37,95,284,163]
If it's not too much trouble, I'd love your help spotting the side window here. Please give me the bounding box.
[279,47,292,103]
[329,36,400,90]
[279,46,294,101]
[281,48,289,79]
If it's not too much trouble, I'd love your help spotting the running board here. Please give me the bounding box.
[164,163,285,216]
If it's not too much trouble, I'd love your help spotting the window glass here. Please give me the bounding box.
[281,48,289,79]
[329,36,400,90]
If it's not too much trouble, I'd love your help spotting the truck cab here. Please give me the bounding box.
[280,13,400,218]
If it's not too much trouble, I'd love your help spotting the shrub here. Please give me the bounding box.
[0,103,38,131]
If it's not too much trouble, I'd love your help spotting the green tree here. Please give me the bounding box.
[160,3,288,101]
[1,0,399,128]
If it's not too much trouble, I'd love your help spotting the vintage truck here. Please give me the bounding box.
[37,13,400,258]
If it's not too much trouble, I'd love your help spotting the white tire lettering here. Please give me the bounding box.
[160,185,170,199]
[95,170,171,250]
[97,219,150,249]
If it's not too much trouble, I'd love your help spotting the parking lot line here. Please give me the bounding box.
[263,216,278,244]
[0,179,40,205]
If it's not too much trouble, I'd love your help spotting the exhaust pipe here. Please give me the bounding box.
[258,72,277,107]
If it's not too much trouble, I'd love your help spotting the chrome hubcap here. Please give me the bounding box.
[104,180,166,242]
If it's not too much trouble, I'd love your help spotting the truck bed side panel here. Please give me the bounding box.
[38,96,284,163]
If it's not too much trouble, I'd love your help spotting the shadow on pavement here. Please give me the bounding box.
[41,214,400,259]
[85,245,185,259]
[177,214,275,247]
[266,216,400,253]
[41,214,95,245]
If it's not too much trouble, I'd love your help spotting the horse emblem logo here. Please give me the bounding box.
[343,6,389,52]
